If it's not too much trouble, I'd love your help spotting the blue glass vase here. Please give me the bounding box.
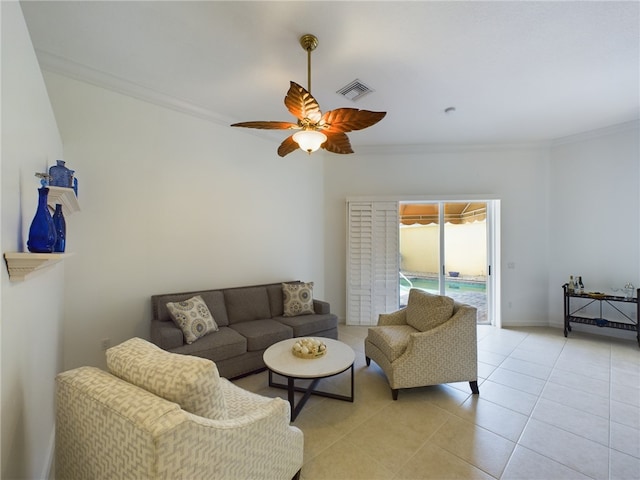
[49,160,74,188]
[27,187,57,253]
[52,204,66,253]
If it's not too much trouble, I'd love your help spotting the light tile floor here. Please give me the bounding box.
[233,325,640,479]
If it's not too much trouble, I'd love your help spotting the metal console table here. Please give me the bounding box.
[563,285,639,347]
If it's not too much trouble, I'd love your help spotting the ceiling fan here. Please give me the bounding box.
[231,34,386,156]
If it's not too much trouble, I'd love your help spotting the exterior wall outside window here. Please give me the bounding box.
[400,222,487,277]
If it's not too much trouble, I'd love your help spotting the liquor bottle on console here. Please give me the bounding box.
[568,275,575,293]
[578,276,584,294]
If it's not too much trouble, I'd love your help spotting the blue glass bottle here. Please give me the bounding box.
[49,160,74,188]
[27,187,57,253]
[52,204,66,253]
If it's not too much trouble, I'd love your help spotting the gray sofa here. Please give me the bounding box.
[150,282,338,379]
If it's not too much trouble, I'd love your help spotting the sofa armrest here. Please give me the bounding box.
[57,366,303,480]
[56,367,183,479]
[378,307,407,326]
[313,299,331,314]
[156,379,303,479]
[158,398,303,480]
[150,320,184,350]
[220,377,279,417]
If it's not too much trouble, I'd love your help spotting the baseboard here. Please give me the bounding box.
[501,319,552,328]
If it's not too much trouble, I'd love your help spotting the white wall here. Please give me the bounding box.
[1,2,65,478]
[547,124,640,329]
[323,145,551,327]
[324,125,639,332]
[42,72,326,371]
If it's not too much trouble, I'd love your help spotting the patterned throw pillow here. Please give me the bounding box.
[166,295,218,344]
[405,288,454,332]
[282,282,315,317]
[106,337,227,419]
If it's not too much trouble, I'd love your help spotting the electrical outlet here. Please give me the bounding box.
[100,338,111,350]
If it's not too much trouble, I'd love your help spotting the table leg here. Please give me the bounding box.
[350,363,354,399]
[287,377,295,419]
[268,363,355,421]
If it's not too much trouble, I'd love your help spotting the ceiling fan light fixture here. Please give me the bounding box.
[293,129,327,154]
[230,33,385,157]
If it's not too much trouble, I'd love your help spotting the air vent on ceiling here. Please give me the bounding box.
[336,79,374,101]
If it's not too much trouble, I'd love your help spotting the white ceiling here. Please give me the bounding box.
[20,1,640,150]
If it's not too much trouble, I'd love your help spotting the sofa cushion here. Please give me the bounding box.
[406,289,454,332]
[153,290,229,327]
[229,319,292,351]
[166,295,219,344]
[224,287,271,324]
[274,313,338,337]
[267,283,286,317]
[282,282,315,317]
[171,326,247,364]
[197,290,229,326]
[106,337,227,420]
[367,325,418,362]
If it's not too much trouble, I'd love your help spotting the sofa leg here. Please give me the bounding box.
[365,356,371,366]
[392,388,399,400]
[292,469,301,480]
[470,380,479,394]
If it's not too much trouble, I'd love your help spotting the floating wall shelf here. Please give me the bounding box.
[4,252,74,281]
[3,187,80,281]
[47,186,80,216]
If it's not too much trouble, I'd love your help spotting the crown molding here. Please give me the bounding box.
[36,50,236,127]
[36,50,638,154]
[550,120,640,147]
[351,141,549,156]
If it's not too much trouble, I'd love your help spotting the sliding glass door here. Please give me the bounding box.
[399,201,492,325]
[347,198,499,326]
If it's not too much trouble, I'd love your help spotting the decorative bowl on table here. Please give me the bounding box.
[292,338,327,359]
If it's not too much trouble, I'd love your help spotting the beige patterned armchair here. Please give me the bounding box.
[365,289,479,400]
[56,338,303,480]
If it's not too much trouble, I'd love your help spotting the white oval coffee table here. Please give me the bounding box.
[263,338,355,421]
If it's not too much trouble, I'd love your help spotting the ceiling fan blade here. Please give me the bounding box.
[320,108,386,133]
[231,121,300,130]
[277,135,300,157]
[322,132,353,154]
[284,82,322,124]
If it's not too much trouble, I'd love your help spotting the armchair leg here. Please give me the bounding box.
[470,380,479,394]
[365,356,371,366]
[392,388,399,400]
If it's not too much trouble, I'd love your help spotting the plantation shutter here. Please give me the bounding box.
[346,201,399,325]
